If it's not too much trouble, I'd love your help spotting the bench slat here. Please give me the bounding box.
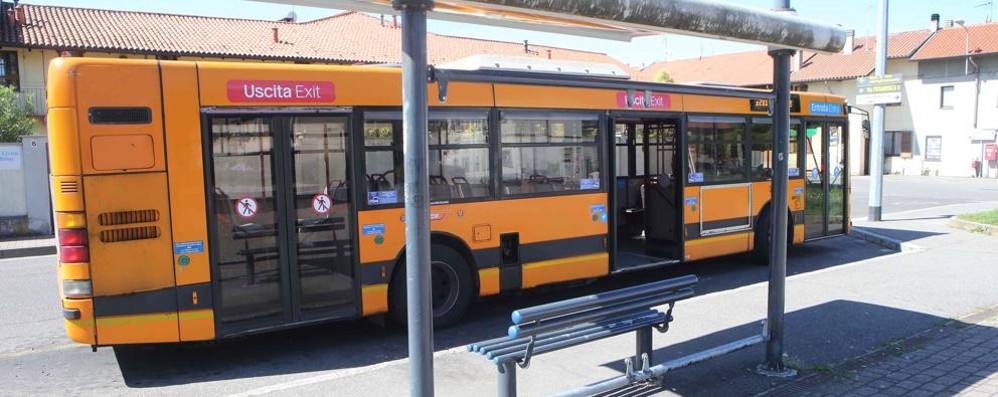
[486,311,665,360]
[511,275,698,325]
[510,287,693,339]
[491,311,668,364]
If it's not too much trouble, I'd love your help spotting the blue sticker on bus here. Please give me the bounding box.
[590,204,606,214]
[173,240,204,255]
[684,197,697,206]
[368,191,398,205]
[789,167,800,177]
[580,178,600,190]
[688,173,704,183]
[600,212,608,223]
[794,187,803,195]
[809,102,843,116]
[362,224,386,235]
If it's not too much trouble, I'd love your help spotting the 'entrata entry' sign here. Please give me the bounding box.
[227,80,335,103]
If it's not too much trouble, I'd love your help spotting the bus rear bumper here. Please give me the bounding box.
[62,298,96,345]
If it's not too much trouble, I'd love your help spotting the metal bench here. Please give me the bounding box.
[468,274,699,397]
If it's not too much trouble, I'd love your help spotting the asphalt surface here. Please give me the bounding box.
[849,175,998,219]
[1,176,996,396]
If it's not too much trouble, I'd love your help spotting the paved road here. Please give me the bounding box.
[849,175,998,219]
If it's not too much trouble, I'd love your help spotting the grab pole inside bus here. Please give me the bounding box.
[395,0,436,396]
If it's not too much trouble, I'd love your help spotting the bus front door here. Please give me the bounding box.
[206,114,357,334]
[804,121,847,238]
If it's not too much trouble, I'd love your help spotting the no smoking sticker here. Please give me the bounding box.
[312,193,332,215]
[235,196,259,219]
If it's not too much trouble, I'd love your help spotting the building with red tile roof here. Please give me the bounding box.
[912,22,998,61]
[0,2,629,68]
[638,30,932,86]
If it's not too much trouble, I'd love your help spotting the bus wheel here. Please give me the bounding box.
[389,245,474,328]
[752,209,772,265]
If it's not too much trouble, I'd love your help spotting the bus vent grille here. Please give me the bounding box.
[98,210,159,226]
[60,181,79,193]
[100,226,160,243]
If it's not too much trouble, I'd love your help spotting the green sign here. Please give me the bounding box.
[806,127,819,137]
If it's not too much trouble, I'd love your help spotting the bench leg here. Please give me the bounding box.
[636,326,653,369]
[498,361,517,397]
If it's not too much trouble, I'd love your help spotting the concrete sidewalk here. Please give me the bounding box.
[229,201,998,396]
[0,235,56,259]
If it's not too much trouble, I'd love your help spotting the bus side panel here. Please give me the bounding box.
[84,172,179,344]
[355,194,608,315]
[494,85,618,109]
[747,180,807,251]
[73,61,166,175]
[161,62,215,342]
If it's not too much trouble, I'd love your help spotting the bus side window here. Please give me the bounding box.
[362,110,491,205]
[499,111,602,196]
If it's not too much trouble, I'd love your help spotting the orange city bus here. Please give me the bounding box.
[47,57,849,347]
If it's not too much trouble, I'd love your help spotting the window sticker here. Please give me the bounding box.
[580,178,600,190]
[362,223,386,235]
[367,191,399,205]
[687,173,704,183]
[789,167,800,177]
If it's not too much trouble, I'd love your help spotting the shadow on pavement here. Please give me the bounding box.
[113,235,893,388]
[592,300,996,397]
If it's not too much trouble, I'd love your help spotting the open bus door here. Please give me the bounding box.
[608,114,683,272]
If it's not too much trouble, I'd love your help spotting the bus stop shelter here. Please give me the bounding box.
[253,0,846,395]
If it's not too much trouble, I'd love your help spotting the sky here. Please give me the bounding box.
[20,0,998,67]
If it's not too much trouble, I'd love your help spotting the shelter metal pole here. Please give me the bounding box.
[395,0,435,395]
[761,0,795,377]
[868,0,888,221]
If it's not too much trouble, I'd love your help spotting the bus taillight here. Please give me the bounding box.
[58,228,88,246]
[59,245,89,263]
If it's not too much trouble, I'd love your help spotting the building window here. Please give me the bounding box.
[940,85,954,109]
[884,131,912,157]
[0,51,19,90]
[925,136,942,162]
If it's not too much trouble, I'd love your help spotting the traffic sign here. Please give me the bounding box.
[856,74,903,105]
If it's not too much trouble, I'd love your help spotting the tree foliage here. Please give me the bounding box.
[0,85,36,143]
[654,69,674,83]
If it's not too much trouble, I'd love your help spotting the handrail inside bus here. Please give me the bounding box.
[430,67,776,103]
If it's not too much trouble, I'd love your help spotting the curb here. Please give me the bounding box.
[948,217,998,236]
[0,245,57,259]
[848,227,921,252]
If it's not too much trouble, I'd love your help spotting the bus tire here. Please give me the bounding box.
[753,208,794,266]
[388,245,474,328]
[752,208,772,265]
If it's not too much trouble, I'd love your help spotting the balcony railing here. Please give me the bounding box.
[14,85,46,116]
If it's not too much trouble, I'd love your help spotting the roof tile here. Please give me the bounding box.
[0,3,633,73]
[912,23,998,60]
